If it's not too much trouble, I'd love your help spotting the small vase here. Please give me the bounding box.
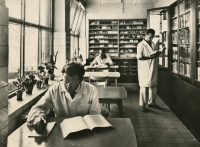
[36,80,43,89]
[16,90,23,101]
[49,74,55,80]
[25,85,34,94]
[45,77,49,85]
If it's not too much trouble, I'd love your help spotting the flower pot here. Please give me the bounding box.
[45,77,49,85]
[36,80,43,89]
[49,74,55,80]
[24,85,34,94]
[16,90,23,101]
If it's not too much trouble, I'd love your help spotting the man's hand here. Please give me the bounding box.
[27,111,47,127]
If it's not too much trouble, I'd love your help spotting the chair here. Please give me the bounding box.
[89,76,110,111]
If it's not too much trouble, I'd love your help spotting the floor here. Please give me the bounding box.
[108,83,200,147]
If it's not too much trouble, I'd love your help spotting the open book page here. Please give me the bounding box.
[83,114,112,130]
[28,122,56,137]
[60,116,89,138]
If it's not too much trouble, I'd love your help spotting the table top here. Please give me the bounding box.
[8,117,137,147]
[97,86,127,99]
[85,65,119,69]
[84,72,120,78]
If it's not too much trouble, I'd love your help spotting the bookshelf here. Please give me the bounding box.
[88,19,147,59]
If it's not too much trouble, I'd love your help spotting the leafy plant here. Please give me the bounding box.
[43,51,58,75]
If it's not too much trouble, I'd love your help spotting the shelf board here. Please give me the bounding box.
[180,61,191,64]
[119,38,143,39]
[179,26,190,30]
[90,24,118,26]
[89,47,118,49]
[119,24,146,26]
[89,33,118,35]
[119,29,143,31]
[172,58,178,61]
[89,42,118,44]
[119,33,145,35]
[89,38,118,40]
[120,47,137,49]
[120,52,136,53]
[119,42,138,44]
[180,43,190,45]
[89,29,118,31]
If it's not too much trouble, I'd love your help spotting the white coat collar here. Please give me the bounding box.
[142,39,155,54]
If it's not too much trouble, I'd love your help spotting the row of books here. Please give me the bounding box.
[119,40,139,43]
[90,21,118,25]
[179,47,191,62]
[120,30,145,34]
[120,35,143,39]
[120,44,137,48]
[159,57,168,67]
[90,44,118,48]
[89,40,117,43]
[172,18,177,30]
[90,30,118,34]
[179,29,190,43]
[179,13,190,28]
[179,63,191,77]
[119,26,146,29]
[172,32,178,44]
[179,0,190,14]
[172,47,178,59]
[90,26,118,30]
[119,21,145,25]
[89,35,118,39]
[120,49,135,53]
[89,49,118,53]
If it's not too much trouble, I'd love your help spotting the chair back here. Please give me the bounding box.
[89,76,108,87]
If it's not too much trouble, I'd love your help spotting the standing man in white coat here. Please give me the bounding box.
[137,29,165,112]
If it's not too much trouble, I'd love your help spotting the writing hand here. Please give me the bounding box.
[27,111,47,127]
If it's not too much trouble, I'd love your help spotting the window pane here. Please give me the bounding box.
[42,31,50,63]
[75,10,84,35]
[6,0,21,19]
[72,7,81,32]
[25,27,38,74]
[8,24,21,93]
[40,0,51,27]
[26,0,39,24]
[70,1,78,28]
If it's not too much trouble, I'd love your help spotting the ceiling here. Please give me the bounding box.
[83,0,154,5]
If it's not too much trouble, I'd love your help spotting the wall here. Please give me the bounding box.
[79,1,153,61]
[153,0,176,8]
[0,0,8,146]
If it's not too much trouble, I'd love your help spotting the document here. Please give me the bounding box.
[60,114,113,138]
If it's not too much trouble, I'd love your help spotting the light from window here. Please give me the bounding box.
[6,0,21,19]
[25,27,38,75]
[8,24,21,93]
[25,0,39,24]
[42,31,51,64]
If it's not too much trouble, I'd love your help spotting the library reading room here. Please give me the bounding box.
[1,0,200,147]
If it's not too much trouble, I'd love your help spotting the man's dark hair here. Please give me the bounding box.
[146,29,155,35]
[61,62,85,80]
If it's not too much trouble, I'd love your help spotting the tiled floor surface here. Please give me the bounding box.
[108,83,200,147]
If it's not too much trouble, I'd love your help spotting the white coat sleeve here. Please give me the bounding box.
[88,87,101,115]
[137,43,143,59]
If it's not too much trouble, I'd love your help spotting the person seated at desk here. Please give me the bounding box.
[27,62,103,126]
[90,49,114,67]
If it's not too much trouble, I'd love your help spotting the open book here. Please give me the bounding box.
[60,114,113,138]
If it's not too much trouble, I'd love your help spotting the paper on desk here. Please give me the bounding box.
[28,122,56,137]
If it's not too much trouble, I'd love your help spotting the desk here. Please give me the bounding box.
[97,86,127,118]
[84,72,120,86]
[84,65,119,72]
[8,117,137,147]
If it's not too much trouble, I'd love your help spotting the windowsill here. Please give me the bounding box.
[8,76,63,121]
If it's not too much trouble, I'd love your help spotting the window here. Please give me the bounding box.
[6,0,53,94]
[8,24,21,92]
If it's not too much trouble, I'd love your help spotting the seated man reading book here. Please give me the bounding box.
[90,49,113,67]
[27,62,104,127]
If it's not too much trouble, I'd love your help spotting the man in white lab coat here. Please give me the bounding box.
[27,62,107,126]
[137,29,165,112]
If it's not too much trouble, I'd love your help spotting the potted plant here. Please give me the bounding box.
[22,73,36,94]
[44,51,58,80]
[36,66,49,88]
[13,77,24,101]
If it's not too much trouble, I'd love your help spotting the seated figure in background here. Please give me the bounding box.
[90,49,113,67]
[27,62,108,127]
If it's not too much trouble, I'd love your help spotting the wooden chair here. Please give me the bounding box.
[89,76,110,111]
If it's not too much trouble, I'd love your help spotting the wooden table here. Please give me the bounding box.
[8,117,137,147]
[84,72,120,86]
[97,86,127,118]
[84,65,119,72]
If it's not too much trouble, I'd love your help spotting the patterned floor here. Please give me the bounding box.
[108,83,200,147]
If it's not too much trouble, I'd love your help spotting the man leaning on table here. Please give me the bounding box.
[27,62,107,126]
[90,49,114,66]
[137,29,166,112]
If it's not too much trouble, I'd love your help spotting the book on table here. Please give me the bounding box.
[60,114,113,138]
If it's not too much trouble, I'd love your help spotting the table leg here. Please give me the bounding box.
[117,100,123,118]
[115,78,118,87]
